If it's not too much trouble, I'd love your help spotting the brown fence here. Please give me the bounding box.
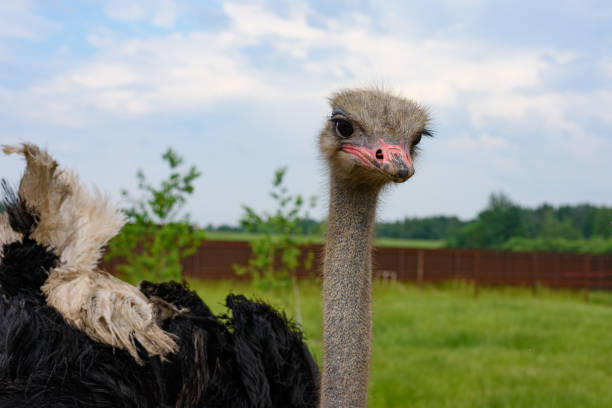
[104,240,612,291]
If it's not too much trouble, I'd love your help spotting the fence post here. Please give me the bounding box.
[584,255,591,302]
[473,251,480,298]
[504,252,509,286]
[453,250,460,280]
[531,252,538,295]
[417,250,424,288]
[553,254,559,288]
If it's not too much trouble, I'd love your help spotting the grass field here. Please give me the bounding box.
[204,231,444,248]
[188,279,612,407]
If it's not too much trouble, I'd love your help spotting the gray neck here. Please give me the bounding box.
[321,175,379,407]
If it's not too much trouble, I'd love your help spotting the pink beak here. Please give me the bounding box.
[342,138,414,182]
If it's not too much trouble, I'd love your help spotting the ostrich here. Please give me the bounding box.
[318,88,430,407]
[2,143,177,363]
[0,144,319,407]
[0,87,429,407]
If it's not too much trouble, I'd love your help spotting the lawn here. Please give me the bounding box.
[204,231,444,248]
[188,279,612,408]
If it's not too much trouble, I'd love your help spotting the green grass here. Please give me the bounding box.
[188,279,612,407]
[205,231,443,248]
[373,237,444,248]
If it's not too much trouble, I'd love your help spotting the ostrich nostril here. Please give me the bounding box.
[375,149,383,160]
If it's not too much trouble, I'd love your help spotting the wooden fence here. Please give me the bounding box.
[104,240,612,291]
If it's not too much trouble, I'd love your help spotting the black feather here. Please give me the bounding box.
[0,240,168,408]
[0,238,57,297]
[0,199,320,407]
[1,180,38,235]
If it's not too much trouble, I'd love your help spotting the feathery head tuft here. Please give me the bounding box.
[3,143,125,271]
[3,142,177,362]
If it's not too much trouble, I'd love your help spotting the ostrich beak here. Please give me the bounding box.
[342,138,414,182]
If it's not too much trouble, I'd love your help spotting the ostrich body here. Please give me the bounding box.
[319,89,430,407]
[0,144,319,407]
[2,143,177,363]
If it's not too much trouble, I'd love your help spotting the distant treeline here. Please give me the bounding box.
[206,192,612,253]
[446,193,612,253]
[376,216,465,240]
[205,218,322,235]
[207,215,463,239]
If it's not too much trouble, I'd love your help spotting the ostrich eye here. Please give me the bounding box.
[412,133,422,146]
[334,119,353,138]
[412,128,432,148]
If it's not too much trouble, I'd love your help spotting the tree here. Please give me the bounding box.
[376,215,465,240]
[446,193,612,253]
[106,148,205,283]
[540,208,581,239]
[233,167,316,324]
[593,208,612,238]
[447,192,525,249]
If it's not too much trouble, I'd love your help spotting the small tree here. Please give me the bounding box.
[447,192,525,249]
[106,148,205,283]
[234,167,316,323]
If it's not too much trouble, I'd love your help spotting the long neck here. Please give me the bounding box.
[321,175,379,408]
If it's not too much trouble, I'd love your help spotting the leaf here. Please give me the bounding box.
[105,147,203,283]
[234,166,318,319]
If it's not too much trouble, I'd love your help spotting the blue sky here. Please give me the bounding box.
[1,0,611,226]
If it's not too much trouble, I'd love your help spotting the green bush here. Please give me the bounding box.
[502,236,612,254]
[233,167,316,322]
[447,192,612,253]
[106,148,205,283]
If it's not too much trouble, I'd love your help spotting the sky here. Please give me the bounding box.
[0,0,611,226]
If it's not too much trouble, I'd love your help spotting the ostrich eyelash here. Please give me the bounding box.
[421,128,433,137]
[330,108,349,118]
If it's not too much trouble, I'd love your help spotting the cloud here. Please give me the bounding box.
[0,1,58,40]
[2,33,271,123]
[443,132,519,173]
[1,0,608,178]
[2,2,611,219]
[104,0,179,28]
[223,3,324,42]
[604,60,612,78]
[6,1,587,130]
[1,1,611,226]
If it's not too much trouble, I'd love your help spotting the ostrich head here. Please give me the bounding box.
[319,88,431,188]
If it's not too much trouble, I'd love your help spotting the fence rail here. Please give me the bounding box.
[103,240,612,291]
